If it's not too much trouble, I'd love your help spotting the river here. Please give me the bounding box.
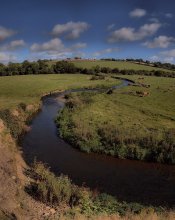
[22,80,175,208]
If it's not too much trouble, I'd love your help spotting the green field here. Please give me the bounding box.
[57,75,175,163]
[70,60,174,72]
[0,74,120,110]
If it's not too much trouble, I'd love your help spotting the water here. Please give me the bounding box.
[22,80,175,208]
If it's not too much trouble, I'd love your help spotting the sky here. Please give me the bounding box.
[0,0,175,63]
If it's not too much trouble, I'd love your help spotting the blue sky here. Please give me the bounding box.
[0,0,175,63]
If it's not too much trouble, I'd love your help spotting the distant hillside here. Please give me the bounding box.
[69,60,175,72]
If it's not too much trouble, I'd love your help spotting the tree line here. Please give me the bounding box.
[0,60,175,78]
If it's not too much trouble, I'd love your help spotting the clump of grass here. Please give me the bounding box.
[90,75,105,80]
[26,162,73,205]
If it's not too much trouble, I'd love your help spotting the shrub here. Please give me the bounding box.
[90,75,105,80]
[18,102,27,111]
[28,162,72,205]
[0,109,23,139]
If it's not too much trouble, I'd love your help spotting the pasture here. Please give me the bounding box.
[57,75,175,163]
[0,74,119,109]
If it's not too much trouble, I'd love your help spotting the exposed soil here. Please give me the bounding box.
[0,114,61,220]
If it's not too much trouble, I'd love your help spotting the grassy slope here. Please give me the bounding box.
[57,75,175,162]
[0,74,120,110]
[61,75,175,134]
[70,60,175,72]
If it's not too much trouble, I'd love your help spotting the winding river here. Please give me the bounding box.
[22,80,175,208]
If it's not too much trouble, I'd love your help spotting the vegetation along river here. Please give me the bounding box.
[22,80,175,208]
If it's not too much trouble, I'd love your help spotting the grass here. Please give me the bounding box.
[70,60,175,72]
[57,75,175,163]
[0,74,120,110]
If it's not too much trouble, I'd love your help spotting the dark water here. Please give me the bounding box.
[22,80,175,208]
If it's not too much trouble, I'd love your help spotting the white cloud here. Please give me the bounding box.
[31,38,87,53]
[163,57,174,63]
[150,49,175,64]
[0,52,17,63]
[165,13,173,18]
[160,49,175,57]
[150,55,160,61]
[30,38,87,60]
[0,39,26,51]
[150,54,174,64]
[143,36,175,48]
[149,17,159,23]
[107,24,115,31]
[129,8,147,18]
[92,48,119,57]
[0,26,16,41]
[30,38,64,52]
[51,21,90,39]
[9,40,25,48]
[70,42,87,50]
[108,23,161,43]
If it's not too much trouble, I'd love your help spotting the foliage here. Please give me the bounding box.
[53,61,77,73]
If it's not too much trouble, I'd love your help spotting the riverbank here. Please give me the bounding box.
[0,107,53,219]
[0,74,121,218]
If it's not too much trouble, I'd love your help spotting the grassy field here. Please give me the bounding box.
[70,60,174,72]
[0,74,120,110]
[57,75,175,163]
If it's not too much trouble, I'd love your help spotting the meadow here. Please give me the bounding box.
[0,74,119,110]
[57,75,175,163]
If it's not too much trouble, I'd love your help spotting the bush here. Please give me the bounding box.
[0,109,23,139]
[27,162,73,205]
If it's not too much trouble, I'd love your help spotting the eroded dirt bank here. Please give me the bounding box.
[0,104,62,219]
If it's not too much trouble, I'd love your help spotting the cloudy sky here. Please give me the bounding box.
[0,0,175,63]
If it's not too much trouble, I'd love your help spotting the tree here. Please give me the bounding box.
[38,59,49,74]
[7,62,21,75]
[0,63,6,76]
[53,61,77,73]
